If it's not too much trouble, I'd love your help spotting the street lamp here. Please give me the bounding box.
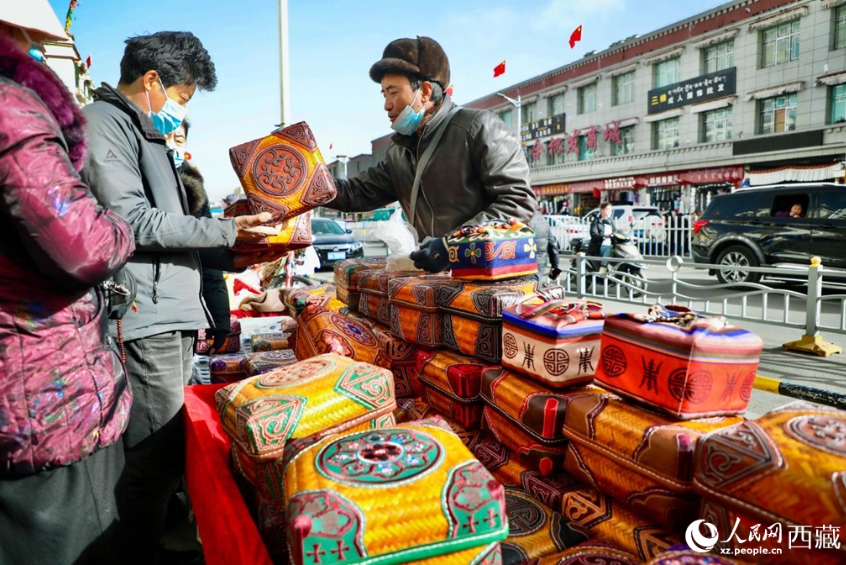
[278,0,291,127]
[497,92,522,143]
[336,155,349,179]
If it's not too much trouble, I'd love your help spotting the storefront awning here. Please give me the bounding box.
[643,108,684,123]
[691,29,739,50]
[642,46,685,66]
[745,163,845,186]
[744,81,804,102]
[816,71,846,87]
[533,183,568,196]
[0,0,68,40]
[604,176,636,190]
[689,96,737,114]
[748,6,808,31]
[679,166,744,184]
[569,180,602,193]
[635,173,681,187]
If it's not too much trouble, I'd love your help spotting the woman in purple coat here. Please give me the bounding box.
[0,32,135,564]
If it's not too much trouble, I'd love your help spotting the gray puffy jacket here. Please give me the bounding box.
[81,84,238,341]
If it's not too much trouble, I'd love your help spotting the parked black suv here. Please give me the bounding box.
[691,182,846,284]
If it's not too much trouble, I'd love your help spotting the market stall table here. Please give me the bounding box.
[183,384,274,565]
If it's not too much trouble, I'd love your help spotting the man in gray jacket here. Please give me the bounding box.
[81,31,279,564]
[326,36,546,275]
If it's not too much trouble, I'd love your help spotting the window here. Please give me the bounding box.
[702,107,733,142]
[613,72,635,105]
[819,190,846,220]
[578,136,595,161]
[524,144,547,169]
[654,58,680,88]
[760,93,797,134]
[613,126,635,156]
[548,93,565,116]
[837,6,846,49]
[498,109,513,131]
[578,83,597,114]
[761,20,800,67]
[710,194,765,218]
[312,219,345,235]
[521,101,537,125]
[704,40,734,74]
[831,85,846,124]
[550,145,566,165]
[769,194,809,218]
[654,117,679,150]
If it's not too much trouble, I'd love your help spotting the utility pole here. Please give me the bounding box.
[278,0,291,127]
[497,92,522,144]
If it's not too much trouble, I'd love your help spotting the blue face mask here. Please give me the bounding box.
[391,89,424,136]
[146,77,187,135]
[170,146,185,168]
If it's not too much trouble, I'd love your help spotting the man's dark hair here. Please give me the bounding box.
[119,31,217,91]
[410,75,443,104]
[600,202,612,211]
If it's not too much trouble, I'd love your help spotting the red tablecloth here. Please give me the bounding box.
[183,384,273,565]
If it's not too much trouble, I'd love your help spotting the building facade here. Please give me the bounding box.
[328,0,846,219]
[460,0,846,216]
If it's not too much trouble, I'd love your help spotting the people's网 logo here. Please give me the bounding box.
[686,519,720,553]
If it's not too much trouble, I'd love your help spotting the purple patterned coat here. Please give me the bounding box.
[0,36,135,476]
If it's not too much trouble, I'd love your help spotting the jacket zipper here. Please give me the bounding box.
[152,256,161,304]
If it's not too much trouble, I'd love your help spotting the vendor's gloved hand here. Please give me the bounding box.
[410,238,451,273]
[208,330,230,355]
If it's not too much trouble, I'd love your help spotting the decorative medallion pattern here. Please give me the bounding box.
[444,461,505,539]
[235,395,307,453]
[601,346,627,378]
[668,369,713,405]
[335,364,393,409]
[784,415,846,456]
[316,429,443,486]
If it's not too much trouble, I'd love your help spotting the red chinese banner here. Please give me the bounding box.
[533,183,569,196]
[678,166,744,185]
[635,173,681,187]
[569,180,601,193]
[604,176,636,190]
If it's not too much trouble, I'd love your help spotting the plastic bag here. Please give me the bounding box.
[373,208,424,272]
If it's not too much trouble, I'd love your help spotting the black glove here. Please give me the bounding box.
[410,238,451,273]
[550,267,562,280]
[208,330,230,355]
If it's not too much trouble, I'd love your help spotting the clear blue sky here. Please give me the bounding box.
[48,0,728,200]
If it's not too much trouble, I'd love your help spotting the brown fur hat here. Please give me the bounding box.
[369,36,450,88]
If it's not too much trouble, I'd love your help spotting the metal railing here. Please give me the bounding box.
[547,213,695,258]
[559,253,846,344]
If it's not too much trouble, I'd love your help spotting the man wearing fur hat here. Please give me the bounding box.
[326,36,547,276]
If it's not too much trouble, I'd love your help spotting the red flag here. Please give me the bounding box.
[445,84,454,97]
[569,25,583,48]
[86,54,91,68]
[493,61,506,78]
[329,143,333,150]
